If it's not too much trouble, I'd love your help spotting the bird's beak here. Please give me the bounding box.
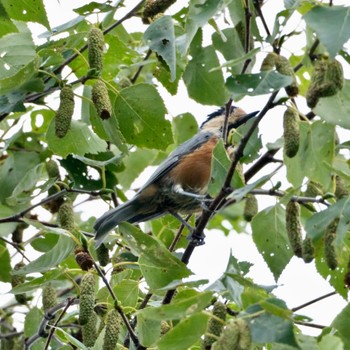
[232,110,259,129]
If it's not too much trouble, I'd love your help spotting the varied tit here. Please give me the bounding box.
[94,106,258,247]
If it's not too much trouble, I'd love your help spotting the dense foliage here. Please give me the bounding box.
[0,0,350,349]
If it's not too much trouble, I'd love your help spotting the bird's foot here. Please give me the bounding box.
[186,231,206,246]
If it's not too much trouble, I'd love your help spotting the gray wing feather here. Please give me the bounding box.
[139,131,213,190]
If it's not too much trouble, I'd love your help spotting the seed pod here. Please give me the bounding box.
[286,201,303,258]
[302,236,314,263]
[260,52,278,71]
[79,271,96,325]
[305,181,323,198]
[324,219,338,270]
[236,318,251,350]
[46,160,60,179]
[103,309,122,350]
[326,59,344,91]
[335,176,349,199]
[283,107,300,158]
[55,86,74,138]
[43,185,64,213]
[58,199,75,231]
[82,310,98,347]
[42,283,57,311]
[75,249,94,271]
[306,59,343,108]
[92,80,112,120]
[275,55,299,97]
[143,0,176,19]
[236,162,245,185]
[160,320,171,335]
[212,319,240,350]
[1,318,15,350]
[96,243,110,267]
[11,262,27,304]
[243,195,258,222]
[306,60,327,108]
[88,27,104,74]
[203,302,227,349]
[11,223,27,244]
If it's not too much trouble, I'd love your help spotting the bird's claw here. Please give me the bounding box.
[186,232,206,246]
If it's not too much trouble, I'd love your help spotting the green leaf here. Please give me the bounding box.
[114,279,139,308]
[119,223,192,290]
[11,269,62,294]
[46,120,107,158]
[314,80,350,130]
[73,2,115,15]
[0,151,40,204]
[305,197,350,242]
[332,302,350,349]
[12,235,75,275]
[137,313,161,347]
[228,172,275,202]
[0,241,11,282]
[232,117,263,164]
[226,71,293,97]
[318,334,344,350]
[284,121,335,189]
[55,328,88,350]
[172,113,198,146]
[0,204,17,236]
[251,204,294,281]
[208,139,244,197]
[144,16,176,82]
[183,44,227,105]
[0,2,18,37]
[2,0,50,30]
[304,6,350,58]
[212,28,245,74]
[6,163,45,206]
[138,290,212,321]
[0,32,40,94]
[157,313,209,350]
[207,255,258,307]
[314,239,348,299]
[24,307,46,350]
[247,301,298,347]
[178,0,227,54]
[114,84,173,150]
[117,148,158,189]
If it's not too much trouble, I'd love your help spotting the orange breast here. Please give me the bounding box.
[169,137,218,192]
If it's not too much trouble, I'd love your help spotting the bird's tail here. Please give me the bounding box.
[94,198,162,247]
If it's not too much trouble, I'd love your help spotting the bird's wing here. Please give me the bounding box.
[139,131,213,190]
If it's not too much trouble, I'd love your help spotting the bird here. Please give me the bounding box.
[94,106,259,247]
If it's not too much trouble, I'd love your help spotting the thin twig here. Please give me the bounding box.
[251,189,330,206]
[291,291,337,312]
[253,0,271,37]
[24,298,79,350]
[130,49,152,84]
[93,262,140,347]
[294,320,326,329]
[44,298,76,350]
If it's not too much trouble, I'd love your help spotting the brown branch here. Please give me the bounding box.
[291,291,337,313]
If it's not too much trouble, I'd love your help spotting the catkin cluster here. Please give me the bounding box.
[306,59,344,108]
[283,107,300,158]
[260,52,298,97]
[55,86,74,138]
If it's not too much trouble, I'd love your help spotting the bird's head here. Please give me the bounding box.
[200,106,259,135]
